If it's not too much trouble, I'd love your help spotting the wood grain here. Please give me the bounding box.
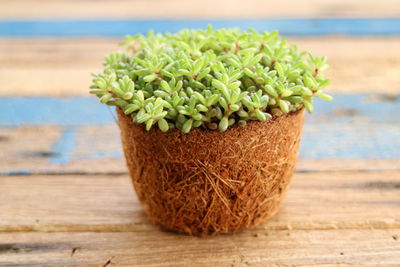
[0,0,399,19]
[0,126,62,171]
[1,37,399,96]
[1,229,399,266]
[1,172,399,233]
[2,125,400,175]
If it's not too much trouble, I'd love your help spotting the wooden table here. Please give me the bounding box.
[1,1,400,266]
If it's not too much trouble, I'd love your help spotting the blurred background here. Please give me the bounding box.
[0,0,399,172]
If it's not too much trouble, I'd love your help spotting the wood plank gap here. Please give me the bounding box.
[1,219,399,233]
[2,168,400,176]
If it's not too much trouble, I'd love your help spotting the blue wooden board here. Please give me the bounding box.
[1,94,398,126]
[48,127,77,164]
[1,18,400,37]
[0,94,399,162]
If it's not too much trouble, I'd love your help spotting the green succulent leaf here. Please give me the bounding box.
[278,99,290,113]
[314,91,333,101]
[146,118,154,131]
[304,100,314,113]
[100,93,113,104]
[182,119,193,134]
[158,119,169,132]
[136,113,152,124]
[218,117,229,132]
[124,104,140,114]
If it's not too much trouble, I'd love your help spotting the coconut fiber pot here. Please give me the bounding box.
[117,108,305,236]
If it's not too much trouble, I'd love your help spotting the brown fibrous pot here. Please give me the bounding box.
[117,108,305,236]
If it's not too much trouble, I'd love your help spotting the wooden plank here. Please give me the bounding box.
[1,92,399,174]
[2,19,400,37]
[1,37,399,96]
[1,172,399,232]
[0,125,125,174]
[297,159,400,173]
[0,126,63,172]
[0,0,399,19]
[3,158,400,176]
[1,229,399,266]
[1,125,400,175]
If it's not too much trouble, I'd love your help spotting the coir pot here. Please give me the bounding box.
[117,108,304,236]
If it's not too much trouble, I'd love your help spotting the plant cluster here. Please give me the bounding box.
[90,26,332,133]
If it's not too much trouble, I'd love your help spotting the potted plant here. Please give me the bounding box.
[90,26,332,236]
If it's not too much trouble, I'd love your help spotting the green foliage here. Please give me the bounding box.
[90,26,332,133]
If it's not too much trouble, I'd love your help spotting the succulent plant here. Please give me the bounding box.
[90,26,332,133]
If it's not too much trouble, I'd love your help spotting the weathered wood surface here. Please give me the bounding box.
[1,5,399,265]
[1,230,399,266]
[1,0,399,19]
[1,172,400,232]
[0,172,399,266]
[1,37,400,96]
[2,125,400,175]
[1,92,399,174]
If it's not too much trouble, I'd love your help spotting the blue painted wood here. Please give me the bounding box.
[49,127,77,164]
[310,94,400,124]
[0,97,114,126]
[1,94,399,160]
[300,124,400,159]
[0,94,398,126]
[0,18,400,37]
